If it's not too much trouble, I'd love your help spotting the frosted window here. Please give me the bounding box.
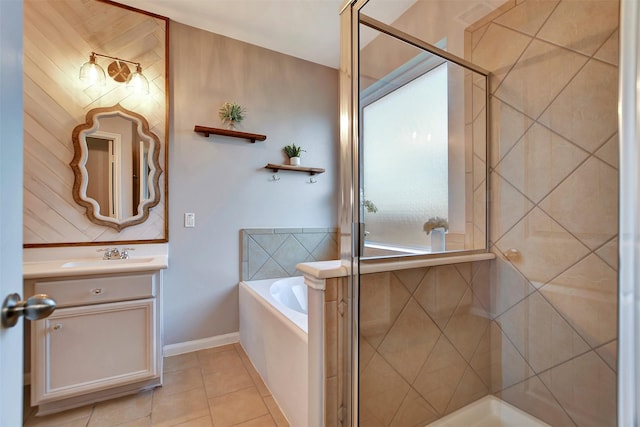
[363,63,449,249]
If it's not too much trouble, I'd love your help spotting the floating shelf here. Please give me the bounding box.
[194,125,267,143]
[265,163,325,176]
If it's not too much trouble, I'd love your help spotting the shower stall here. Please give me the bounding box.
[338,0,624,425]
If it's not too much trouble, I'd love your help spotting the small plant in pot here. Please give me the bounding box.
[218,101,246,129]
[283,144,305,166]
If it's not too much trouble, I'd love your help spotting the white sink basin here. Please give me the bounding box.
[61,257,155,268]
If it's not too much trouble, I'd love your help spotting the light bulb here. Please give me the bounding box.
[126,64,149,95]
[79,53,106,86]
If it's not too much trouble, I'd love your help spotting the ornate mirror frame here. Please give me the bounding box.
[71,104,162,231]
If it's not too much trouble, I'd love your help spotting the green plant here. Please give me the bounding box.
[283,143,305,158]
[218,102,246,124]
[423,216,448,234]
[363,199,378,213]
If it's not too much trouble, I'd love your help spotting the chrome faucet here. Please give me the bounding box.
[98,248,120,260]
[120,248,135,259]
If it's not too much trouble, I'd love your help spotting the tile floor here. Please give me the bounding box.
[23,343,290,427]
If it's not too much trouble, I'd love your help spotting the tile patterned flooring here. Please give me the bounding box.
[23,343,290,427]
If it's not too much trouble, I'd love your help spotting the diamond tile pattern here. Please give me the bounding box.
[241,228,338,280]
[359,1,619,425]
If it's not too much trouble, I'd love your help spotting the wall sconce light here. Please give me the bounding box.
[79,52,149,94]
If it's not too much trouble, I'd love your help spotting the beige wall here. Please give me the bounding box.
[23,0,168,244]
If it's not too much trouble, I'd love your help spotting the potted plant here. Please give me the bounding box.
[218,101,246,129]
[423,216,448,252]
[283,144,305,166]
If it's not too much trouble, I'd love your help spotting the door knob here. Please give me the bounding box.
[1,293,57,328]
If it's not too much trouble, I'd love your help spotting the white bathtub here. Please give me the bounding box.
[239,277,308,427]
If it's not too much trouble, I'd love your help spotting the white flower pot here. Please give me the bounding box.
[289,157,300,166]
[430,227,446,252]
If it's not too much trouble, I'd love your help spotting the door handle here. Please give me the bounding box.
[1,293,57,328]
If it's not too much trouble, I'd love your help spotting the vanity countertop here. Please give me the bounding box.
[23,244,169,279]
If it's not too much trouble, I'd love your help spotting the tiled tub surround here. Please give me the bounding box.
[241,228,338,281]
[466,0,618,425]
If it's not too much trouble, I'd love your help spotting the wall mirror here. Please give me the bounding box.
[358,13,489,258]
[71,104,162,231]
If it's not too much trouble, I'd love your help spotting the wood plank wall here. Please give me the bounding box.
[23,0,167,245]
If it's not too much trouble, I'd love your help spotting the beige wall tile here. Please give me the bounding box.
[414,265,469,329]
[596,237,618,271]
[470,322,535,393]
[595,133,619,170]
[539,351,616,427]
[325,376,338,427]
[494,207,590,285]
[537,0,619,56]
[489,173,534,243]
[490,98,534,166]
[497,376,578,426]
[359,353,410,425]
[443,287,491,362]
[325,300,338,377]
[378,299,441,383]
[472,23,532,90]
[392,267,429,294]
[389,389,439,427]
[493,0,560,36]
[596,340,617,372]
[472,254,536,318]
[359,336,376,371]
[360,272,410,348]
[496,123,588,203]
[497,292,589,373]
[541,254,617,347]
[495,40,587,119]
[539,60,618,153]
[413,335,467,415]
[209,387,270,427]
[445,366,489,414]
[594,29,619,66]
[539,157,618,250]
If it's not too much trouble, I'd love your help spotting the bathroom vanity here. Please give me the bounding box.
[23,245,168,415]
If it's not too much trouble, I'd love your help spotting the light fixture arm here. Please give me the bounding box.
[91,52,141,68]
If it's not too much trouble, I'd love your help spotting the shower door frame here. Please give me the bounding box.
[339,1,491,425]
[618,0,640,424]
[342,0,640,426]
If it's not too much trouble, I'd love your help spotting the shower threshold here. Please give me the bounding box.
[426,396,550,427]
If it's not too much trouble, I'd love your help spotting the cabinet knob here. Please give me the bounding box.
[91,288,104,295]
[52,323,63,331]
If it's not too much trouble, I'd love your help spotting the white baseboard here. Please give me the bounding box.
[163,332,240,357]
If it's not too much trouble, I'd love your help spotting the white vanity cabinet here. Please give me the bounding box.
[27,271,163,415]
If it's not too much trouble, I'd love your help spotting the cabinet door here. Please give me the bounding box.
[32,298,157,404]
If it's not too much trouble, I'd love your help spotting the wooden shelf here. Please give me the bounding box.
[194,125,267,143]
[265,163,325,176]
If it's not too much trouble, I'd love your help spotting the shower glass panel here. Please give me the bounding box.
[359,17,487,259]
[348,1,620,426]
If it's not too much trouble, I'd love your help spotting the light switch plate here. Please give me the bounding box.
[184,213,195,228]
